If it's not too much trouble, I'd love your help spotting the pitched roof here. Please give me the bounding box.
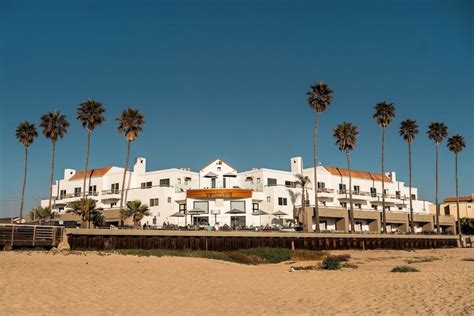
[69,167,113,181]
[444,195,473,203]
[323,166,392,182]
[200,158,237,172]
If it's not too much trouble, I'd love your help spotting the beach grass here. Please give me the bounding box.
[391,265,420,273]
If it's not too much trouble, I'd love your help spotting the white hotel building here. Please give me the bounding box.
[41,157,455,233]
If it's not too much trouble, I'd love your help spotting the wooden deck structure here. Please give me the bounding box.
[66,229,459,251]
[0,224,63,249]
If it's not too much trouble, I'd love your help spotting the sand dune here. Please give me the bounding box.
[1,248,473,315]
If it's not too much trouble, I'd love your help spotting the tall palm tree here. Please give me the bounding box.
[76,99,105,198]
[373,101,396,233]
[120,200,150,227]
[427,122,448,234]
[447,134,466,237]
[307,82,334,232]
[67,198,101,228]
[295,174,311,222]
[15,121,38,221]
[117,107,145,222]
[40,111,70,212]
[333,122,359,233]
[399,119,419,233]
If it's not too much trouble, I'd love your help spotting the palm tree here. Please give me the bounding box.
[120,200,150,227]
[15,121,38,221]
[373,101,396,233]
[76,99,105,198]
[295,174,311,221]
[117,107,145,224]
[40,111,70,212]
[399,119,419,233]
[333,122,359,233]
[307,82,334,232]
[29,205,52,222]
[447,134,466,237]
[67,198,101,228]
[427,122,448,234]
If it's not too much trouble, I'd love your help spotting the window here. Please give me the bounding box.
[252,203,259,211]
[355,203,362,209]
[398,207,403,210]
[411,194,416,200]
[211,178,216,188]
[317,182,325,190]
[223,178,227,188]
[444,206,450,215]
[141,181,152,189]
[177,178,181,184]
[217,166,221,171]
[385,206,391,211]
[60,190,66,199]
[395,191,401,199]
[150,198,159,207]
[257,178,261,184]
[88,185,97,195]
[111,183,119,194]
[266,196,271,203]
[160,178,170,187]
[74,187,81,197]
[340,202,347,208]
[372,204,378,210]
[194,201,209,213]
[370,187,377,197]
[179,204,186,211]
[353,185,360,194]
[278,197,287,206]
[339,183,346,194]
[285,181,296,188]
[230,201,245,212]
[267,178,277,186]
[111,202,117,208]
[168,197,171,203]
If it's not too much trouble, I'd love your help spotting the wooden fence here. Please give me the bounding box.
[0,224,63,248]
[66,230,458,251]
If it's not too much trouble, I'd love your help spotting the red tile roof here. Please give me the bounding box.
[324,166,392,182]
[444,195,473,203]
[69,167,113,181]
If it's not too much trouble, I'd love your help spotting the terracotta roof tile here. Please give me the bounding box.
[444,195,473,203]
[69,167,112,181]
[323,166,391,182]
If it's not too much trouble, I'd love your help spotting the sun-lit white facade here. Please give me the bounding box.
[41,156,436,231]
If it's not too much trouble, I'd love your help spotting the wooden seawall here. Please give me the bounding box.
[0,224,63,249]
[66,229,459,251]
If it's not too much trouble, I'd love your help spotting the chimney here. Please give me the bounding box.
[134,157,146,174]
[291,157,303,174]
[64,169,76,180]
[386,171,396,182]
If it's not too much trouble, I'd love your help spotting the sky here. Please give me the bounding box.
[0,0,472,217]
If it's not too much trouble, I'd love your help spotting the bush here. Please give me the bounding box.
[291,265,319,271]
[240,248,292,263]
[391,266,419,273]
[332,254,351,262]
[291,250,327,261]
[320,256,342,270]
[341,262,358,269]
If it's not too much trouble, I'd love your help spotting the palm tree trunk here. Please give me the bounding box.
[119,140,131,226]
[435,143,440,234]
[82,130,91,198]
[455,153,461,240]
[48,141,56,212]
[381,128,386,233]
[19,146,28,221]
[346,150,355,233]
[408,141,414,233]
[313,111,320,233]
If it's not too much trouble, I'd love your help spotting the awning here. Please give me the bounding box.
[223,172,237,177]
[226,208,246,214]
[204,172,218,178]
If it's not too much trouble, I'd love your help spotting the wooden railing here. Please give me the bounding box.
[0,224,63,248]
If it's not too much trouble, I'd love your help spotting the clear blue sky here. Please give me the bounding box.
[0,0,472,216]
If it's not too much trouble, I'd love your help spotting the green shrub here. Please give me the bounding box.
[391,266,419,273]
[240,248,292,263]
[320,256,342,270]
[291,250,327,261]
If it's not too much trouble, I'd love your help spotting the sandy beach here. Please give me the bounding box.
[1,248,473,315]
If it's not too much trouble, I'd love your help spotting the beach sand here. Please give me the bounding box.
[1,248,473,315]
